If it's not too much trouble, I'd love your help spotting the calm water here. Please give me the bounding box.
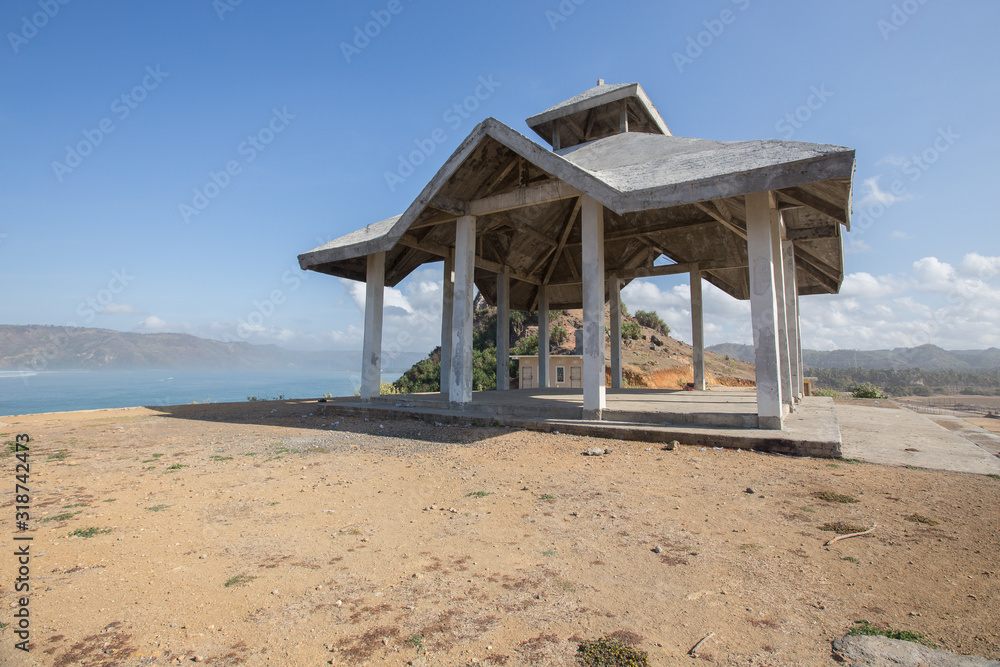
[0,369,402,417]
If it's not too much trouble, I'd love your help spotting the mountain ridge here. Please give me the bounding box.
[0,325,423,371]
[706,342,1000,371]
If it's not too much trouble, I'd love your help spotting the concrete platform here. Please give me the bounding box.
[838,405,1000,475]
[317,388,842,458]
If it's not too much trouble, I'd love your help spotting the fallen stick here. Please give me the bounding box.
[824,524,876,547]
[688,632,715,656]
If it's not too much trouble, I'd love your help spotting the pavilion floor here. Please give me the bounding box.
[319,387,842,457]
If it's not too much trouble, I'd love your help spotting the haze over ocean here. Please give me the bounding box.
[0,369,402,417]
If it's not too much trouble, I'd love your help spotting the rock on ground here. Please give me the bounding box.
[832,635,1000,666]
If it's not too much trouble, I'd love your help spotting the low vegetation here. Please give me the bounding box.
[848,620,936,648]
[813,491,859,504]
[576,635,649,666]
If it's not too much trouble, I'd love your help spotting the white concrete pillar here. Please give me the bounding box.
[609,278,623,389]
[782,240,803,400]
[440,253,454,395]
[496,270,510,391]
[745,192,784,429]
[796,292,805,398]
[360,252,386,401]
[537,286,550,388]
[690,269,706,391]
[450,215,476,405]
[581,195,606,418]
[770,208,794,412]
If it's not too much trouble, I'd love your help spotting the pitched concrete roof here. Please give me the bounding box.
[299,112,854,308]
[525,82,671,147]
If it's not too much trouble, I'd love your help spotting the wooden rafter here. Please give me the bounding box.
[541,197,582,285]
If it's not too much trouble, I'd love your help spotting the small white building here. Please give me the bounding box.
[512,355,583,389]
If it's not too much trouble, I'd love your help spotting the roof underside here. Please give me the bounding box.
[299,120,854,311]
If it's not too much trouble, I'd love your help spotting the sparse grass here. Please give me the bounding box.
[906,513,939,526]
[151,453,164,458]
[799,506,816,513]
[540,494,555,500]
[43,512,79,523]
[555,579,576,592]
[827,463,841,468]
[3,440,16,456]
[103,498,117,503]
[813,491,859,504]
[210,455,233,461]
[987,473,1000,480]
[224,574,256,588]
[466,491,490,498]
[739,543,763,551]
[47,451,69,460]
[405,634,425,652]
[147,505,171,512]
[842,556,859,563]
[62,503,88,509]
[841,458,862,464]
[68,527,111,538]
[542,549,557,556]
[268,502,279,506]
[848,620,935,648]
[576,636,649,666]
[819,522,866,534]
[244,452,257,456]
[165,463,187,471]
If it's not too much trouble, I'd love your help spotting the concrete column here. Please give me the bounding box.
[537,286,549,389]
[450,215,476,405]
[745,192,783,429]
[796,292,805,398]
[782,240,802,400]
[770,208,794,413]
[440,253,454,395]
[581,195,606,418]
[496,270,510,391]
[690,269,706,391]
[360,252,386,401]
[609,278,623,389]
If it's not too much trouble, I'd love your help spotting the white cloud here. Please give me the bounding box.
[620,253,1000,351]
[334,266,446,356]
[135,315,169,332]
[958,253,1000,279]
[845,238,871,254]
[889,230,911,240]
[856,175,914,209]
[99,302,144,315]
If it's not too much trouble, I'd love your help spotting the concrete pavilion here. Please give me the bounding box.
[298,81,855,430]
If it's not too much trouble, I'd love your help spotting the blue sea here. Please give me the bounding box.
[0,369,403,417]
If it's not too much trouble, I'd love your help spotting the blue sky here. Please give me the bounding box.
[1,0,998,355]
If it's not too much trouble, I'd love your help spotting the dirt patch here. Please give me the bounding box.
[0,403,997,665]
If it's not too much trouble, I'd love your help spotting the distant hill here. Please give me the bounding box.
[707,342,1000,371]
[0,325,423,372]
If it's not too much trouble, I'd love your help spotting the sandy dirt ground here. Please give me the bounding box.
[1,400,998,666]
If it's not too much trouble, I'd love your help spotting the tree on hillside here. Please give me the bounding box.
[634,310,670,336]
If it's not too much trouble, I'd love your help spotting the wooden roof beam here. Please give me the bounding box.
[778,186,848,227]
